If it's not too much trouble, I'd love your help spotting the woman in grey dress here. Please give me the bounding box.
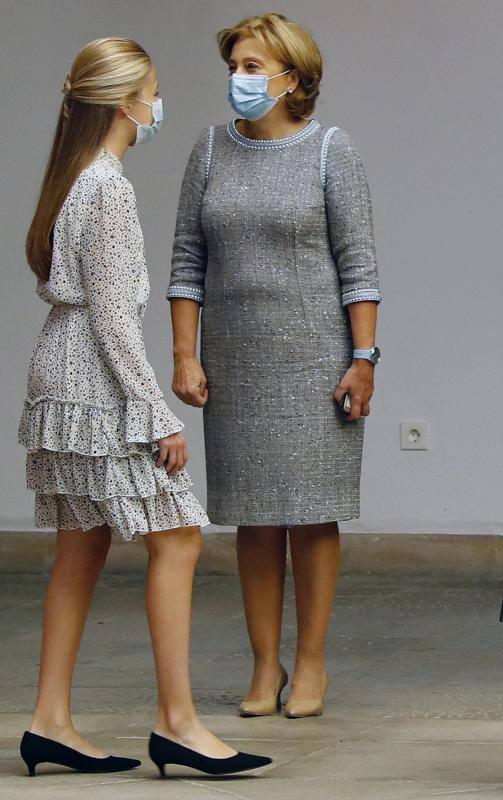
[167,13,382,717]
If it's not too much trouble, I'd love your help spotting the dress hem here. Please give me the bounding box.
[33,487,211,542]
[31,516,212,541]
[18,395,184,457]
[206,511,360,526]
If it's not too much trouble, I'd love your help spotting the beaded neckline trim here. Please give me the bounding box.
[227,118,320,150]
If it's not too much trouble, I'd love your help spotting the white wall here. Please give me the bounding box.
[1,0,502,534]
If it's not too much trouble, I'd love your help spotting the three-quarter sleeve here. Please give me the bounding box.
[79,174,185,442]
[166,126,210,304]
[324,128,382,307]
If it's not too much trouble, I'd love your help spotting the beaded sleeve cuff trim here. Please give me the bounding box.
[342,288,382,306]
[166,285,205,303]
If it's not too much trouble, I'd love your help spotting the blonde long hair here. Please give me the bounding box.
[26,37,152,281]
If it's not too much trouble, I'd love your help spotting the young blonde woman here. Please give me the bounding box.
[17,37,271,778]
[167,13,382,718]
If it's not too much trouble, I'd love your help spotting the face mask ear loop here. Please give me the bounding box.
[125,113,140,127]
[268,69,292,101]
[269,68,292,80]
[124,98,154,127]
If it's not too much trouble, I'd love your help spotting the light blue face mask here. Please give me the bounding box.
[125,97,163,145]
[228,69,292,121]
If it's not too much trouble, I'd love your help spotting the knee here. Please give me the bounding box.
[173,526,203,563]
[145,525,203,564]
[88,537,112,568]
[55,526,112,572]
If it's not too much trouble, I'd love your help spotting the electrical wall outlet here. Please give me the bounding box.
[400,421,429,450]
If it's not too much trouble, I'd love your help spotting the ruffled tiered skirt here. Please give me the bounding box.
[18,395,211,541]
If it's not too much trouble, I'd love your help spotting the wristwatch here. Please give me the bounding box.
[352,345,381,365]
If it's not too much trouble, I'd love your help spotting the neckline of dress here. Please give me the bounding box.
[227,118,320,150]
[96,146,124,174]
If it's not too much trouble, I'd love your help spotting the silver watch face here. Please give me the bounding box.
[371,346,381,364]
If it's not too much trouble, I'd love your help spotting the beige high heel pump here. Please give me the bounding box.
[238,665,289,717]
[284,670,329,718]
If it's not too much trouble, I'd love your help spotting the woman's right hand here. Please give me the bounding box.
[155,431,188,473]
[172,355,208,407]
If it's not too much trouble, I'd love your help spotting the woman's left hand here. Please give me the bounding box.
[333,361,375,422]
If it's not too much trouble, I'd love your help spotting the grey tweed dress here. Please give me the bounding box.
[166,118,382,526]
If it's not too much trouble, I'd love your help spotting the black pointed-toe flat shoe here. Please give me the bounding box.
[148,730,272,777]
[20,730,141,777]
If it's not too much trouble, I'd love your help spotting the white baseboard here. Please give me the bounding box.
[0,516,501,536]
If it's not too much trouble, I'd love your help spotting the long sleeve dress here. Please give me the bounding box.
[18,147,210,541]
[166,118,382,526]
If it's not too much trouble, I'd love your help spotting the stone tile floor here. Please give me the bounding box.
[1,572,503,799]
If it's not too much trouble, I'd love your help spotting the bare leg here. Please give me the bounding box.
[29,524,112,756]
[287,521,340,701]
[236,525,288,699]
[144,525,237,758]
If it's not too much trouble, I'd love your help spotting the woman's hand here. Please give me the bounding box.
[333,360,375,422]
[155,432,188,474]
[172,355,208,407]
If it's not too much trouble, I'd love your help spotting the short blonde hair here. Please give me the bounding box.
[217,12,322,119]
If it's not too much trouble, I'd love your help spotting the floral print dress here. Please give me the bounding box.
[18,147,210,541]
